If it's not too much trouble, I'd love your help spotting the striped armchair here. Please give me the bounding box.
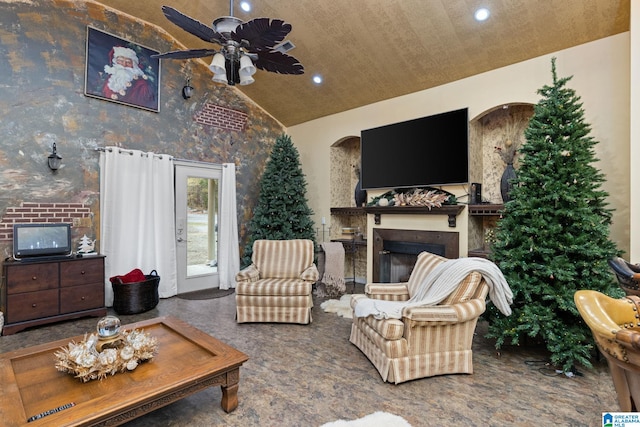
[349,251,489,384]
[235,239,319,324]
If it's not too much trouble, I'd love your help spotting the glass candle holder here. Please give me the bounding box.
[97,315,121,339]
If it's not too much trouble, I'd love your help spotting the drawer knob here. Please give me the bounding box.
[32,276,37,280]
[32,303,37,308]
[81,270,85,275]
[81,296,85,300]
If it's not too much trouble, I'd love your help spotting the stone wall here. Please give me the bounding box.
[0,0,286,258]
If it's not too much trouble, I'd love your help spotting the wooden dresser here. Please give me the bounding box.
[1,255,106,335]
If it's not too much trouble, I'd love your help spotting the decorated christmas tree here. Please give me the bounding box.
[241,134,316,266]
[484,58,622,373]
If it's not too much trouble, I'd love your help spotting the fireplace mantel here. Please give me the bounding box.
[364,205,465,227]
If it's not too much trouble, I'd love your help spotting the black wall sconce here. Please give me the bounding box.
[182,77,194,99]
[47,142,62,171]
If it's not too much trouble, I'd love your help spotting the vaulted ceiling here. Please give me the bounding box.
[97,0,630,127]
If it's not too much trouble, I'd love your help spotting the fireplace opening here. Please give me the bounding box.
[372,228,459,282]
[379,241,445,282]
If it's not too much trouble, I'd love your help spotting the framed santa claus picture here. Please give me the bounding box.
[84,27,161,112]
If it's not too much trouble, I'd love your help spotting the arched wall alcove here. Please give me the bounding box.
[329,135,367,283]
[468,102,535,253]
[330,136,361,208]
[470,103,535,202]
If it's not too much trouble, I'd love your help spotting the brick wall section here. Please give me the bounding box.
[0,203,92,242]
[194,104,248,131]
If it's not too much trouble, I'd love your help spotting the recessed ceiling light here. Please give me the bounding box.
[240,1,251,12]
[474,7,490,21]
[312,74,323,85]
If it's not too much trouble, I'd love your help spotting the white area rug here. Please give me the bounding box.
[320,411,412,427]
[320,294,358,319]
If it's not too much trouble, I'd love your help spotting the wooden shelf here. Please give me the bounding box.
[330,207,366,215]
[468,204,504,216]
[468,248,491,259]
[363,205,465,227]
[331,238,367,247]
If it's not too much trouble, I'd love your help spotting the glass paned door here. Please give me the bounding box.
[174,161,222,293]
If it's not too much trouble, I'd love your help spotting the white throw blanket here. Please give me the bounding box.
[354,257,513,319]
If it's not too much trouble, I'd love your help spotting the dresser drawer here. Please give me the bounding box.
[5,263,59,294]
[6,289,59,323]
[60,258,104,287]
[60,283,104,313]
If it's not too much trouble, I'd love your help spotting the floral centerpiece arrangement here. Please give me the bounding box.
[55,328,158,382]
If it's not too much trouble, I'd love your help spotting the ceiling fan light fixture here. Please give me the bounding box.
[153,5,303,87]
[239,73,255,85]
[212,72,228,84]
[209,53,226,74]
[239,54,256,77]
[213,16,243,36]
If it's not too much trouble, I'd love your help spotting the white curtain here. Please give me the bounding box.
[218,163,240,289]
[99,147,178,306]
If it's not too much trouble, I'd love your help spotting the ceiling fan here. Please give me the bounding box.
[152,1,304,86]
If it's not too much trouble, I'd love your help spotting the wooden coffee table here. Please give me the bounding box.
[0,316,249,426]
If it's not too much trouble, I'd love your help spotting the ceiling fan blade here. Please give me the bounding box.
[231,18,292,51]
[254,50,304,75]
[151,49,219,60]
[161,5,226,45]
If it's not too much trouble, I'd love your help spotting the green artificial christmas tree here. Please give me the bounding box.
[241,134,316,266]
[485,58,623,373]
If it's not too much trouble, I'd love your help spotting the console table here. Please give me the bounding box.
[1,256,106,335]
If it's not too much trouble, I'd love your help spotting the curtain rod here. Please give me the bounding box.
[95,147,172,160]
[96,148,237,168]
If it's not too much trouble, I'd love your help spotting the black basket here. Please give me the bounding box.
[110,270,160,315]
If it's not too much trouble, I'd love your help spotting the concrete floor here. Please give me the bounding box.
[0,290,619,427]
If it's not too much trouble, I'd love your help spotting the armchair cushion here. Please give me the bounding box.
[236,278,311,296]
[251,239,317,279]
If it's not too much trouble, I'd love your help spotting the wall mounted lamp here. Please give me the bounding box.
[47,143,62,171]
[182,78,194,99]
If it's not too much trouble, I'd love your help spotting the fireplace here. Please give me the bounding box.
[372,228,459,282]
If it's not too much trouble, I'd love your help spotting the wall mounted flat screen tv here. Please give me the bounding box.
[13,223,72,260]
[360,108,469,190]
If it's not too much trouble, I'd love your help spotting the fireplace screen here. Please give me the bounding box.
[372,228,459,282]
[379,241,445,283]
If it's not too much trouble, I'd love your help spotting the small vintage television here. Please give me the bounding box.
[13,223,72,260]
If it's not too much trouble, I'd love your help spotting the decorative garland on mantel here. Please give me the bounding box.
[368,187,457,208]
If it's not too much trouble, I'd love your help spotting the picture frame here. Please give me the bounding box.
[84,26,161,112]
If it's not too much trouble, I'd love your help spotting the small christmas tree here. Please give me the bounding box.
[77,234,96,254]
[484,58,623,373]
[241,134,316,266]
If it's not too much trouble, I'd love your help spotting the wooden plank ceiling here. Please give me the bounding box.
[97,0,630,127]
